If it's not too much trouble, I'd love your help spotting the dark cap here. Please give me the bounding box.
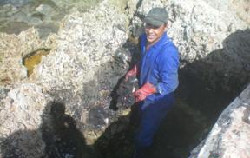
[144,7,168,27]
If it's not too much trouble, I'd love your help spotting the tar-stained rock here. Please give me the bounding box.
[41,101,91,158]
[0,88,9,100]
[115,76,138,109]
[88,106,109,128]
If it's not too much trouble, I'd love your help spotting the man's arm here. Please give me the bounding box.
[155,46,180,95]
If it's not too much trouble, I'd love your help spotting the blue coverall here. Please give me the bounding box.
[134,32,179,156]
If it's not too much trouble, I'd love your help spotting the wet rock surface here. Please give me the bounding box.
[0,0,101,38]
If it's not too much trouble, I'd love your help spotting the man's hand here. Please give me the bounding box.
[134,82,156,102]
[125,65,138,81]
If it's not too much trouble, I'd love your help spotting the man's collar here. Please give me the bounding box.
[150,32,168,49]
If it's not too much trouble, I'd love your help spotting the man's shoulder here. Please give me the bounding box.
[157,42,179,64]
[161,40,178,54]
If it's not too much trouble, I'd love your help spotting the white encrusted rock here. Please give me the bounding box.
[189,84,250,158]
[33,1,128,93]
[0,83,50,158]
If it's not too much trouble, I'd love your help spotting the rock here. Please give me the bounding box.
[0,28,56,85]
[1,0,131,152]
[0,83,48,132]
[89,106,109,128]
[0,83,49,158]
[189,84,250,158]
[0,0,102,38]
[131,0,249,63]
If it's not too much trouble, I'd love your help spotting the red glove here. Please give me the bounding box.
[125,65,138,81]
[133,82,156,102]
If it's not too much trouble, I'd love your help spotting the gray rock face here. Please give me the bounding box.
[0,83,48,158]
[0,0,101,38]
[0,1,131,157]
[189,84,250,158]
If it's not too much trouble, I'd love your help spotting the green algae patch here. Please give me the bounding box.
[23,49,50,77]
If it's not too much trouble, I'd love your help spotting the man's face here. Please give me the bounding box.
[145,23,167,45]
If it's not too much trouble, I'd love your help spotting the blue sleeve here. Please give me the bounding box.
[155,45,180,95]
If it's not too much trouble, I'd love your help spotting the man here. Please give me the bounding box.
[125,7,180,158]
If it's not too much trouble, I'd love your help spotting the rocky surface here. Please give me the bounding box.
[0,0,101,38]
[0,0,132,157]
[0,83,49,158]
[0,28,56,85]
[189,84,250,158]
[0,0,249,158]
